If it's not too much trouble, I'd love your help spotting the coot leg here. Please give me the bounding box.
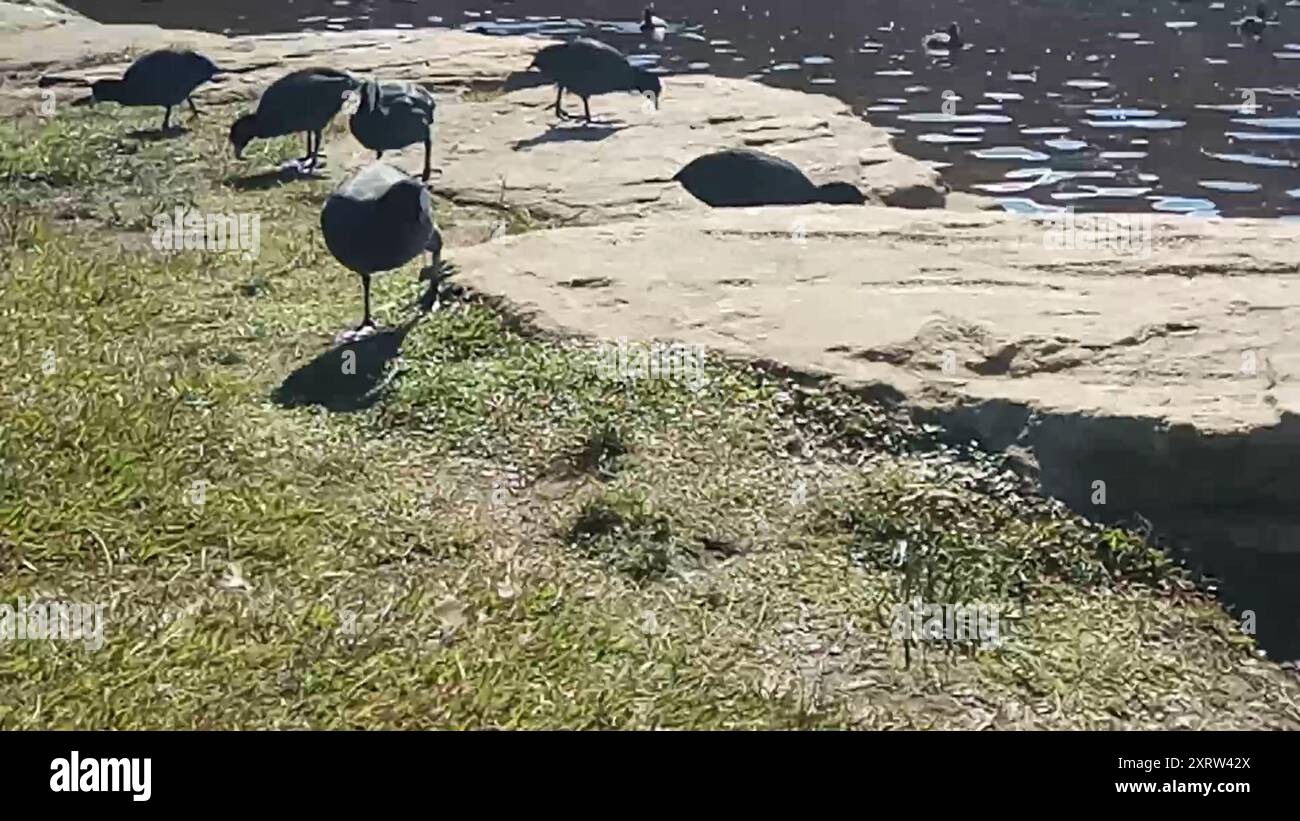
[359,273,375,329]
[582,96,593,124]
[554,85,572,120]
[160,106,172,131]
[187,96,201,119]
[422,134,431,181]
[309,130,323,170]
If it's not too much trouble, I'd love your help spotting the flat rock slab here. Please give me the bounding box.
[451,207,1300,432]
[1,19,945,218]
[410,74,943,224]
[451,207,1300,553]
[1,25,545,106]
[0,1,79,31]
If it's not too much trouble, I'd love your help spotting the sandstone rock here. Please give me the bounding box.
[408,74,944,221]
[0,19,946,218]
[448,207,1300,586]
[0,1,81,32]
[449,207,1296,435]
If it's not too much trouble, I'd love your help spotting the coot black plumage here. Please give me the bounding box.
[673,149,866,208]
[640,6,667,35]
[349,79,437,181]
[230,68,359,170]
[1239,3,1270,37]
[320,163,441,331]
[529,38,662,122]
[91,49,219,131]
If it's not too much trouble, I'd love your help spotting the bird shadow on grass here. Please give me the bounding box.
[127,126,189,142]
[513,122,629,151]
[273,312,424,413]
[225,165,324,192]
[39,75,89,89]
[501,70,552,92]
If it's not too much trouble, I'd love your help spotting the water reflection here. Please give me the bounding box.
[65,0,1300,216]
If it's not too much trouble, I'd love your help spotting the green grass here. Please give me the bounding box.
[0,102,1297,729]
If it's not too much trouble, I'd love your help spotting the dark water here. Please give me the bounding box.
[65,0,1300,217]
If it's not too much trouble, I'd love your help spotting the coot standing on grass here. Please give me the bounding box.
[529,38,662,123]
[349,79,437,181]
[229,67,359,171]
[320,163,442,335]
[673,148,867,207]
[90,49,219,131]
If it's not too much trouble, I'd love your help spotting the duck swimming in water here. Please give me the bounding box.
[923,23,963,52]
[640,6,667,36]
[1238,3,1271,38]
[320,163,441,336]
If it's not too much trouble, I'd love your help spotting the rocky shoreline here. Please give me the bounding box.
[2,4,1296,653]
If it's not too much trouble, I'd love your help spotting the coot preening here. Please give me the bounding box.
[349,79,437,181]
[320,163,442,332]
[673,148,867,208]
[923,23,963,52]
[529,38,662,123]
[230,68,359,170]
[91,49,219,131]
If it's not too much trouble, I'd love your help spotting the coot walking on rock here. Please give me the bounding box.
[529,38,662,123]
